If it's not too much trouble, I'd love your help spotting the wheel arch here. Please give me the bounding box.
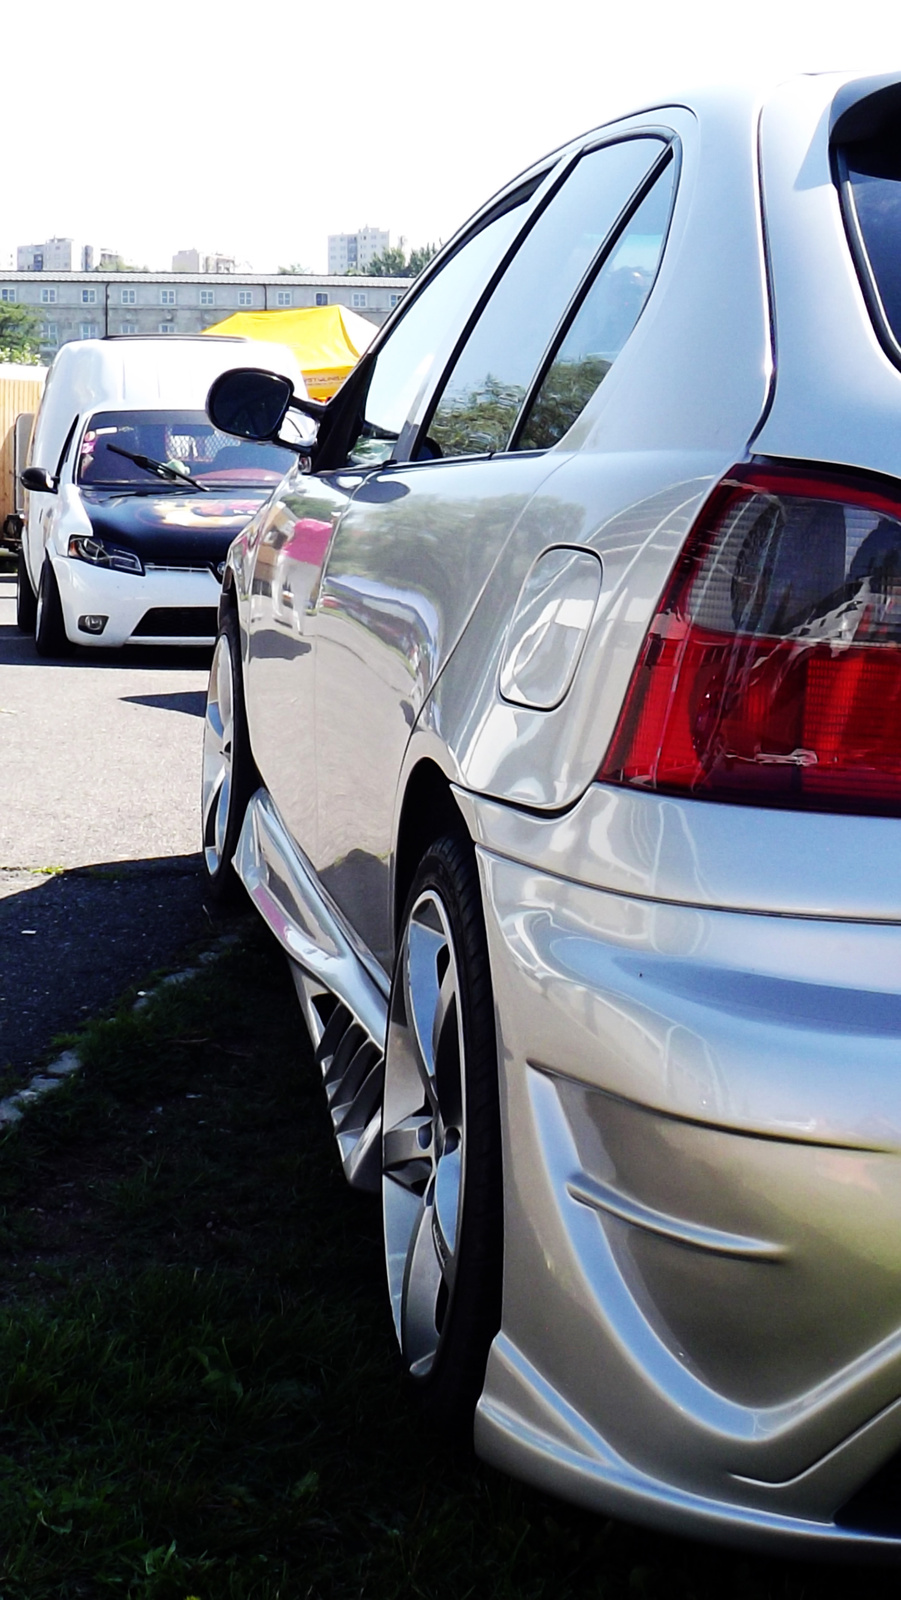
[393,759,472,948]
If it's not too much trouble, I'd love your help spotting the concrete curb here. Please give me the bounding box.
[0,933,241,1126]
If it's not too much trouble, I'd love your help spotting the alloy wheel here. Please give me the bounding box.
[382,887,466,1377]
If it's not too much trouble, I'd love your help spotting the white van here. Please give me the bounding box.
[16,335,304,654]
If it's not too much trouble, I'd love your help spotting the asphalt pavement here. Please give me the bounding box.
[0,561,220,1070]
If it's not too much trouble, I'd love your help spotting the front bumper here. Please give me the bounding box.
[472,825,901,1556]
[53,555,220,648]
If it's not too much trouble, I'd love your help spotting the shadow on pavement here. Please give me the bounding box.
[0,854,231,1070]
[120,690,207,717]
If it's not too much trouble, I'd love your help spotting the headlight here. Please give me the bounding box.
[68,535,144,574]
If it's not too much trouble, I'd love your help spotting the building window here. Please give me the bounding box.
[237,290,253,306]
[200,289,214,306]
[121,288,136,305]
[160,288,176,306]
[40,287,57,304]
[351,291,368,309]
[389,292,404,307]
[276,290,292,307]
[0,288,15,303]
[158,322,175,333]
[81,287,97,304]
[41,322,58,344]
[315,292,329,306]
[80,322,99,339]
[120,321,137,334]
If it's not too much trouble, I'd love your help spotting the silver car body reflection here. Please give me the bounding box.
[208,73,901,1554]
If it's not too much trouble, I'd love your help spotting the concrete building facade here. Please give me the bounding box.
[0,271,409,361]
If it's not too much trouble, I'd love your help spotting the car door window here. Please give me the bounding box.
[423,137,667,460]
[346,179,545,468]
[516,156,676,451]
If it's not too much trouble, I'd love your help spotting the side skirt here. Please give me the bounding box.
[233,789,389,1192]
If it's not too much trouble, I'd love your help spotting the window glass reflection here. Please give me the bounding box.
[518,160,675,451]
[427,139,664,459]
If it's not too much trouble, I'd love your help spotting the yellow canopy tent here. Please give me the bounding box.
[201,304,376,400]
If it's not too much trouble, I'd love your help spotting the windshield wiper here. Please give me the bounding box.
[106,442,209,491]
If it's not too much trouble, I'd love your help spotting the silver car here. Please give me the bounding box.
[201,71,901,1556]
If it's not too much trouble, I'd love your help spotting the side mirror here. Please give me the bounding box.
[20,466,58,494]
[207,368,295,443]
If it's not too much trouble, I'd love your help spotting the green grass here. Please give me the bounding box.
[0,921,895,1598]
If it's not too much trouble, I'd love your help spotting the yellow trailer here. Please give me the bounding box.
[0,364,46,550]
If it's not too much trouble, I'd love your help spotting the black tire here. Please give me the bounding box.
[16,547,37,634]
[34,558,73,657]
[382,832,503,1435]
[200,606,259,907]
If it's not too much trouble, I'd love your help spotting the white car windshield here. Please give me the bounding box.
[78,409,296,489]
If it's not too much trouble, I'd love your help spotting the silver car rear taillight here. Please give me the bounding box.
[599,462,901,813]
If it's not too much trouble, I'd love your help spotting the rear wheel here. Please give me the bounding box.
[201,607,259,905]
[16,548,36,633]
[34,558,73,657]
[382,834,502,1434]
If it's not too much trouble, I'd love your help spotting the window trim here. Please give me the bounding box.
[55,415,80,478]
[412,132,677,465]
[325,163,560,472]
[834,138,901,372]
[509,138,678,454]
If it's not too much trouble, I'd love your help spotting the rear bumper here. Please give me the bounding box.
[53,555,220,647]
[472,825,901,1555]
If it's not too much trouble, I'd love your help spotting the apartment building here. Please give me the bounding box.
[327,227,390,275]
[17,238,94,272]
[0,272,408,359]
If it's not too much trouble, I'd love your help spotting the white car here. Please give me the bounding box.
[16,335,303,653]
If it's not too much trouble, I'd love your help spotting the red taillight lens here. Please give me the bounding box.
[599,463,901,812]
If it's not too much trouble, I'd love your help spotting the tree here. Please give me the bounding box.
[98,255,147,272]
[361,239,439,278]
[277,262,312,275]
[406,243,439,277]
[0,303,43,364]
[362,243,410,277]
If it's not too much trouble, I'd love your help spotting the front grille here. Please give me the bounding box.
[131,607,218,638]
[144,563,212,575]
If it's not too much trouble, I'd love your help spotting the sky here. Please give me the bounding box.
[7,0,901,276]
